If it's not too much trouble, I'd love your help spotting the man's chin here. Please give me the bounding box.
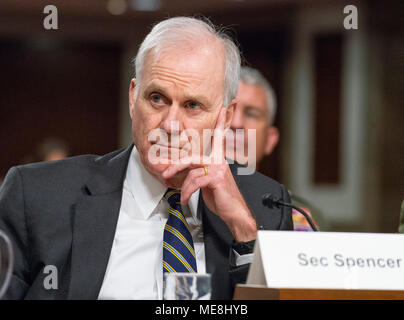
[145,159,188,189]
[147,161,170,173]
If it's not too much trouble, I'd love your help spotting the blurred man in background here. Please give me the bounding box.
[229,66,327,231]
[36,138,69,162]
[0,138,69,186]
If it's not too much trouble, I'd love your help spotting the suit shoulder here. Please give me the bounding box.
[230,162,284,191]
[15,154,98,176]
[229,162,292,230]
[10,148,126,186]
[15,148,125,176]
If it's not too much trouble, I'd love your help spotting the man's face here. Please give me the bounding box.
[43,150,68,162]
[129,41,233,187]
[230,81,279,165]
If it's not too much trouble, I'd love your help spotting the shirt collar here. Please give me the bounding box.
[125,146,200,221]
[125,146,166,220]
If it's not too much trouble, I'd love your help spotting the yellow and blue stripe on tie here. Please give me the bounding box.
[163,189,197,273]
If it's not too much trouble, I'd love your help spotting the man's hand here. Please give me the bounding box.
[162,108,257,242]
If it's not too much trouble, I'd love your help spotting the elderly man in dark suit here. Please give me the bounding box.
[0,17,292,300]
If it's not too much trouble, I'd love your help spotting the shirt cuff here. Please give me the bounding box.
[232,250,254,266]
[230,239,255,267]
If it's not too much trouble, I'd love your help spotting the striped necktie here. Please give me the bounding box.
[163,189,197,274]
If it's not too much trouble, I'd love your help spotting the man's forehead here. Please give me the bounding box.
[238,82,268,107]
[145,45,223,77]
[141,46,225,98]
[149,63,206,87]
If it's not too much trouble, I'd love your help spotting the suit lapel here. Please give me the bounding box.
[67,145,133,299]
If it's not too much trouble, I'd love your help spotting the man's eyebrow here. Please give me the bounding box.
[143,83,169,97]
[183,93,210,106]
[145,82,211,106]
[244,105,266,115]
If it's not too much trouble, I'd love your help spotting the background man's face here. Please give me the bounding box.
[230,81,274,165]
[129,41,232,186]
[43,150,68,162]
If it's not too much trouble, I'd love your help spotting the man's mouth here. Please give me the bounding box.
[153,141,192,151]
[154,142,183,150]
[155,142,173,148]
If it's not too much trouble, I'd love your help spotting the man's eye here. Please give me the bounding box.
[245,111,259,119]
[151,94,162,103]
[150,93,166,106]
[186,101,200,110]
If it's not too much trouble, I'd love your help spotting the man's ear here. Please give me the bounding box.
[224,100,236,131]
[264,126,279,155]
[129,78,136,119]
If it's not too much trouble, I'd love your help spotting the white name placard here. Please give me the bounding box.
[247,231,404,290]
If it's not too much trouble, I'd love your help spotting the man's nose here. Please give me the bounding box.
[161,104,183,135]
[230,107,244,129]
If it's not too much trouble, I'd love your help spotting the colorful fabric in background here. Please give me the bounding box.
[292,207,319,232]
[290,193,326,231]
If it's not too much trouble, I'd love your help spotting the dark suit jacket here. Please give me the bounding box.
[0,145,292,300]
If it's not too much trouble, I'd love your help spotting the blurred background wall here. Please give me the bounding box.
[0,0,403,233]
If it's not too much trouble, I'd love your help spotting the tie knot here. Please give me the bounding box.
[164,188,181,208]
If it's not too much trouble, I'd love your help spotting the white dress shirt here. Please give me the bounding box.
[98,146,252,300]
[98,146,204,300]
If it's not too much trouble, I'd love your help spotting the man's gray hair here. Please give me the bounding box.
[240,66,277,125]
[133,16,241,107]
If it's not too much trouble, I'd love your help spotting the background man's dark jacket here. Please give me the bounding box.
[0,145,292,300]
